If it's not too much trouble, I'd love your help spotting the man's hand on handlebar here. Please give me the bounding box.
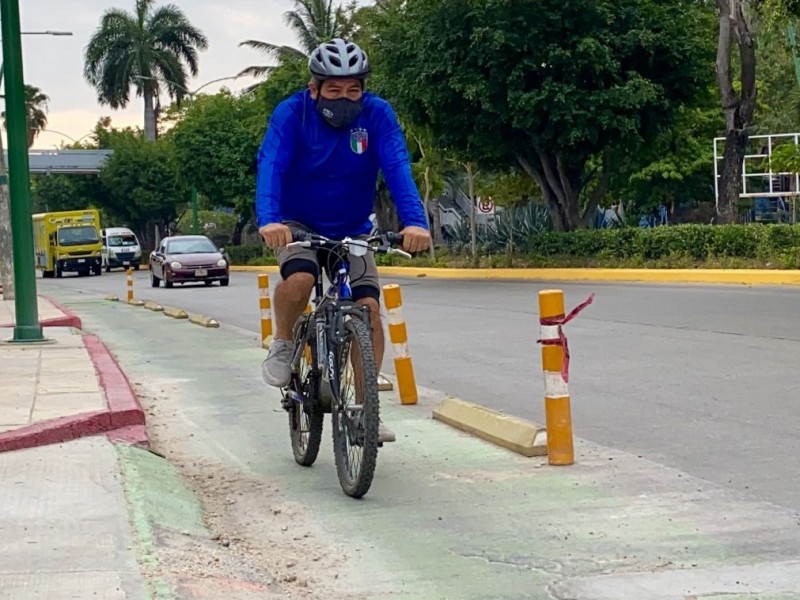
[259,223,292,249]
[399,225,432,254]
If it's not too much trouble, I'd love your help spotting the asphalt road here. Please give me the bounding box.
[40,269,800,511]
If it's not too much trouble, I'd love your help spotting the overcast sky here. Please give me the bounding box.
[14,0,358,148]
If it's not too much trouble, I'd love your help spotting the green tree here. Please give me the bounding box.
[370,0,715,231]
[99,135,187,246]
[237,0,354,87]
[83,0,208,141]
[405,122,445,256]
[2,85,50,147]
[612,89,721,219]
[168,90,265,244]
[713,0,800,223]
[31,175,78,213]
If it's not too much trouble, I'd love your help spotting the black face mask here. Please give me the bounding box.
[316,96,364,129]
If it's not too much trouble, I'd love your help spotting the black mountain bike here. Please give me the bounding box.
[281,229,410,498]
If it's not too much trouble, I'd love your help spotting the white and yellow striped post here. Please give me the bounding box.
[126,267,134,303]
[382,284,418,405]
[539,289,573,466]
[258,274,273,349]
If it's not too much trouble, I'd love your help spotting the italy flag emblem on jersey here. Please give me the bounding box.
[350,128,368,155]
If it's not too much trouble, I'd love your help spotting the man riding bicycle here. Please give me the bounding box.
[256,38,432,443]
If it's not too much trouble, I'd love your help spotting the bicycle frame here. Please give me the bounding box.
[290,239,372,413]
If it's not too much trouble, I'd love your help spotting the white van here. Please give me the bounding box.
[101,227,143,272]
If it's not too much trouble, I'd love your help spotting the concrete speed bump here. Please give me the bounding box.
[378,373,394,391]
[432,397,547,458]
[104,295,119,302]
[189,314,219,328]
[143,300,164,312]
[162,306,188,320]
[127,299,144,307]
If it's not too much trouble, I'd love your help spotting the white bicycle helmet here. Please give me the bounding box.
[308,38,371,79]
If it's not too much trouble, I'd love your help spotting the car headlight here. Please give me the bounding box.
[217,259,227,267]
[134,250,142,257]
[170,261,182,270]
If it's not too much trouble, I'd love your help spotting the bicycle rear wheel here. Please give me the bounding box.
[288,315,323,467]
[331,315,380,498]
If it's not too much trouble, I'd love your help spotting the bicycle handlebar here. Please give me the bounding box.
[287,228,408,257]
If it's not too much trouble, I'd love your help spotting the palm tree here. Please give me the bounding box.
[237,0,353,84]
[83,0,208,141]
[1,85,50,148]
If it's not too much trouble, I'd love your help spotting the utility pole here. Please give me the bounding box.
[0,31,71,300]
[0,68,13,299]
[0,0,44,341]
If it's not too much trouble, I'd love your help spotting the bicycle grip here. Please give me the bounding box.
[290,228,308,242]
[385,232,404,245]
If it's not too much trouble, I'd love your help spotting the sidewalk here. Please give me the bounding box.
[0,293,146,450]
[0,292,150,598]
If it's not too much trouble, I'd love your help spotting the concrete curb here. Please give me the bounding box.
[432,397,547,457]
[0,295,83,330]
[0,333,148,453]
[83,335,147,432]
[377,373,394,391]
[228,265,800,286]
[188,313,219,328]
[117,295,223,329]
[143,300,164,312]
[41,295,84,329]
[163,306,188,319]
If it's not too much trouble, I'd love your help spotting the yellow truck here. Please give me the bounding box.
[32,209,103,278]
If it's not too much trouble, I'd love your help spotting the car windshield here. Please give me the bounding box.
[166,239,217,255]
[108,234,137,247]
[58,225,99,246]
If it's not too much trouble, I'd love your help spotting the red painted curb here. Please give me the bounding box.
[106,425,148,445]
[42,295,83,329]
[0,411,111,452]
[0,332,149,453]
[0,295,82,330]
[83,335,147,430]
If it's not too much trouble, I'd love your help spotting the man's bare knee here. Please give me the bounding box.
[356,297,381,321]
[278,272,315,302]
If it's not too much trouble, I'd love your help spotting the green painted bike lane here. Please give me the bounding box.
[58,292,800,599]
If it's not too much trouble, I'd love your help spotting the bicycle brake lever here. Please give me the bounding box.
[388,248,412,259]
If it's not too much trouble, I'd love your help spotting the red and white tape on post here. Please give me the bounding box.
[536,293,594,384]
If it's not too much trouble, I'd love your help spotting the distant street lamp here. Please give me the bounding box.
[134,74,240,235]
[40,129,95,147]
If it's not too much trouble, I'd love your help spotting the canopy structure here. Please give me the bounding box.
[7,149,114,174]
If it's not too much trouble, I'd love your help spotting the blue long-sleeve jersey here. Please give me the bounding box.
[255,90,429,238]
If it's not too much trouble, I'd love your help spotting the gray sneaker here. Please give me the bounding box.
[378,421,396,443]
[262,339,295,387]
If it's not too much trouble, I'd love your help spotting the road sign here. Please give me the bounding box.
[477,198,494,214]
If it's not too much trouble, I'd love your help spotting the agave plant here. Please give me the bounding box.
[486,202,552,253]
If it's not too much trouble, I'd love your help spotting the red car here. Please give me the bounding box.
[149,235,230,288]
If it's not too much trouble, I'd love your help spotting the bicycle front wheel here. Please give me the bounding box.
[289,315,323,467]
[331,315,380,498]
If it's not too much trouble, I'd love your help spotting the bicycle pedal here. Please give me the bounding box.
[281,390,302,411]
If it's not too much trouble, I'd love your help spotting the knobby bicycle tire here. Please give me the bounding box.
[289,315,323,467]
[331,316,380,498]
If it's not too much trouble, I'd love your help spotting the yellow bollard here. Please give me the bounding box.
[126,267,134,303]
[382,284,418,405]
[539,290,573,466]
[258,274,273,348]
